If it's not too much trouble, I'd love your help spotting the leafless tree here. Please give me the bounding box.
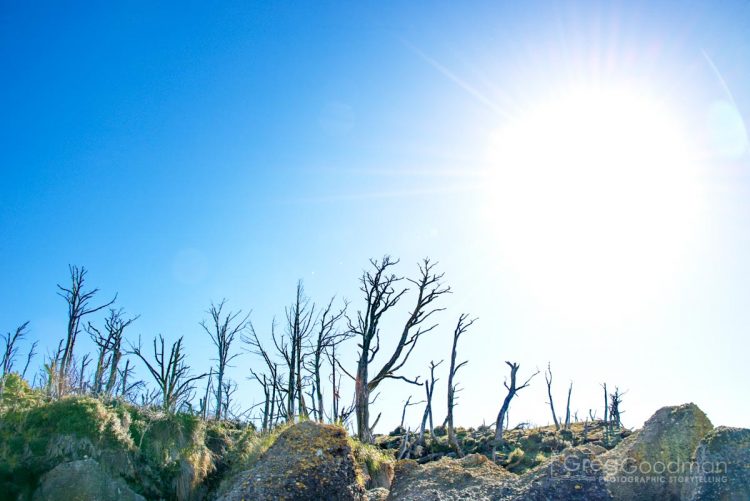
[220,379,238,419]
[272,282,315,421]
[609,387,625,428]
[326,341,355,424]
[130,334,207,413]
[57,265,116,394]
[250,368,272,431]
[348,257,450,443]
[494,362,539,442]
[2,321,31,378]
[447,314,476,456]
[118,359,142,402]
[564,381,573,430]
[399,395,424,429]
[200,368,214,420]
[602,383,609,424]
[244,323,285,426]
[201,299,249,420]
[21,340,38,380]
[87,309,138,396]
[307,297,349,422]
[544,362,561,430]
[418,360,442,444]
[75,353,91,393]
[398,427,412,460]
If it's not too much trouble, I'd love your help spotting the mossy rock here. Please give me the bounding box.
[389,454,517,500]
[0,395,135,498]
[217,420,365,501]
[516,445,613,500]
[349,439,395,490]
[32,458,145,501]
[602,403,713,501]
[684,426,750,501]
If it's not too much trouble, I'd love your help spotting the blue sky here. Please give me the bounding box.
[2,1,750,432]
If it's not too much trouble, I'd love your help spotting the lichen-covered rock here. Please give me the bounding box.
[684,426,750,501]
[365,487,390,501]
[601,403,713,501]
[32,459,145,501]
[516,444,613,500]
[218,420,365,501]
[387,453,517,500]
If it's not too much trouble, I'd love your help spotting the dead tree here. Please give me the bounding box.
[418,360,442,444]
[220,379,238,419]
[447,314,476,457]
[609,387,625,428]
[307,297,349,422]
[2,321,31,377]
[399,395,424,429]
[250,368,272,431]
[564,381,573,430]
[57,265,116,394]
[130,334,207,413]
[87,309,138,396]
[602,383,609,424]
[271,282,315,421]
[76,354,91,393]
[349,257,450,443]
[326,341,357,425]
[494,362,539,442]
[117,359,141,401]
[201,299,249,420]
[544,362,561,430]
[244,323,285,425]
[200,369,214,420]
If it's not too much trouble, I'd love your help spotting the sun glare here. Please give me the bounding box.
[486,86,705,325]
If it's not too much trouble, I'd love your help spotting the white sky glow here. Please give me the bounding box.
[485,85,706,325]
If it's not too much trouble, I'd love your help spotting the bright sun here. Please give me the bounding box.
[486,85,705,325]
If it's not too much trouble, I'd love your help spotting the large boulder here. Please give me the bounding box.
[32,459,145,501]
[218,421,365,501]
[684,426,750,501]
[387,453,517,500]
[516,444,612,500]
[601,403,713,501]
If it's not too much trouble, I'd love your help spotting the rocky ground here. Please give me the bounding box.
[1,374,748,500]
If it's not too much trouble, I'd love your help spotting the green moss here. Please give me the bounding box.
[348,437,395,487]
[0,373,45,412]
[0,395,135,499]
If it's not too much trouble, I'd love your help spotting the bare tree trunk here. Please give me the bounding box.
[398,428,412,460]
[418,361,442,445]
[602,383,609,424]
[447,315,475,457]
[494,362,539,442]
[544,363,560,430]
[202,369,213,420]
[355,358,372,442]
[564,381,573,430]
[400,396,413,429]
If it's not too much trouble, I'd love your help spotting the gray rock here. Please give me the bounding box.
[32,459,144,501]
[365,487,390,501]
[684,426,750,501]
[601,403,713,501]
[516,444,613,500]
